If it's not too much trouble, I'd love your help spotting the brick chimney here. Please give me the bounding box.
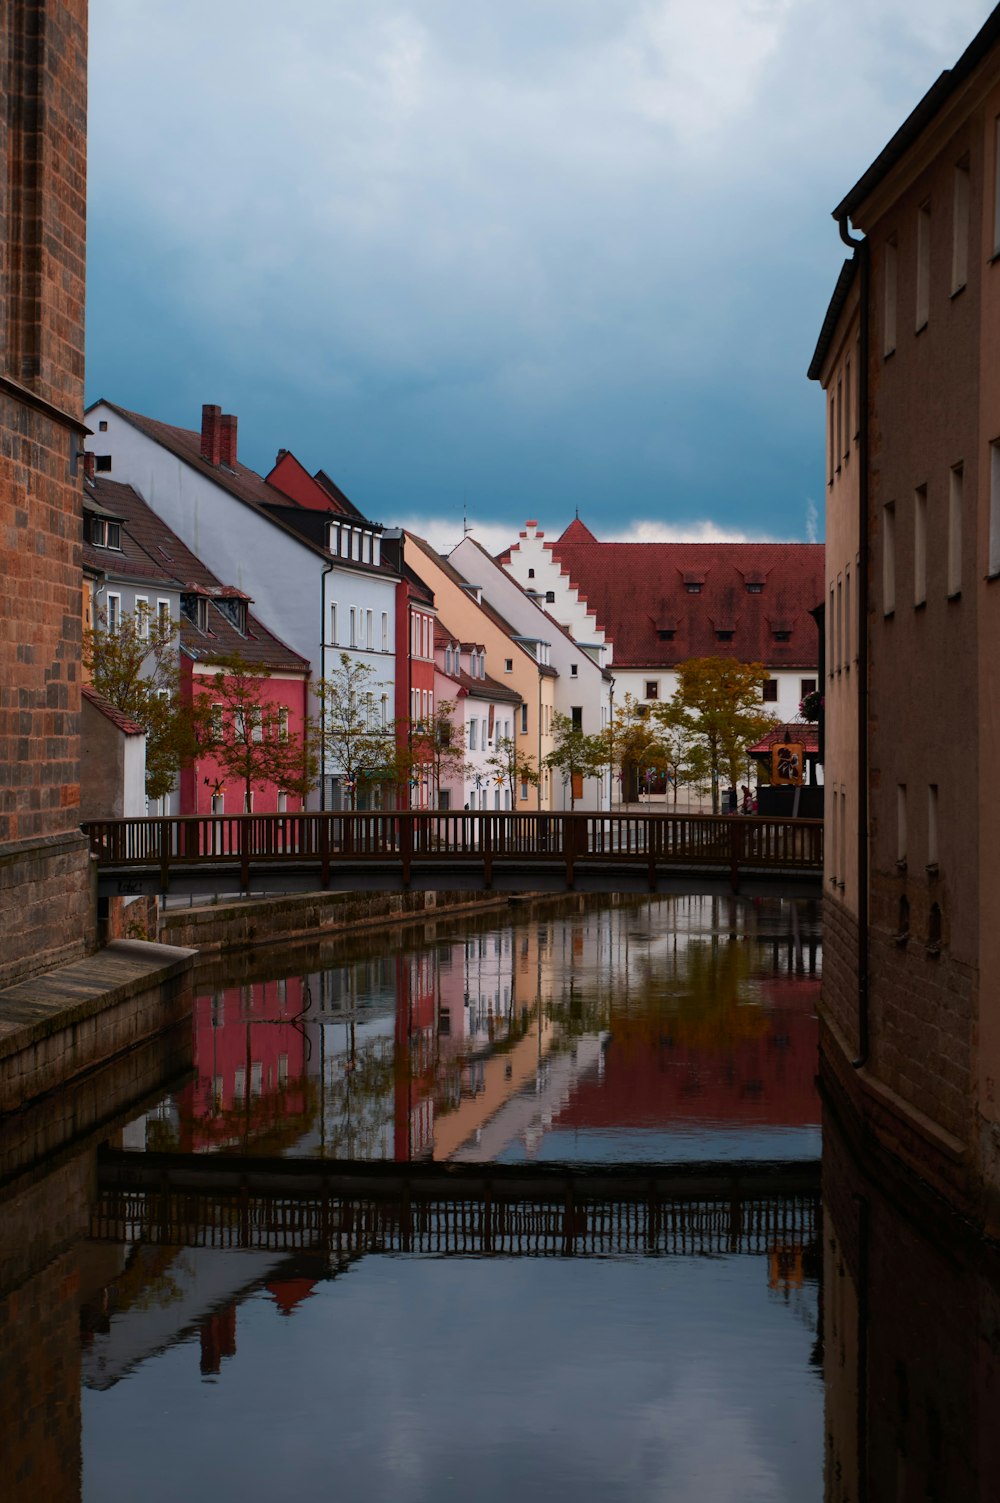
[200,404,222,465]
[219,413,238,469]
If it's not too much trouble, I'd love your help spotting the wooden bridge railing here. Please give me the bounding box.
[82,810,823,892]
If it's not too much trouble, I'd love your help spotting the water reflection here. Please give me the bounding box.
[139,895,823,1166]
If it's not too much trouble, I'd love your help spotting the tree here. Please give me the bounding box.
[544,713,606,808]
[319,652,397,808]
[674,657,778,812]
[83,606,206,801]
[408,698,470,808]
[485,734,540,806]
[649,700,710,806]
[194,653,318,813]
[603,694,669,804]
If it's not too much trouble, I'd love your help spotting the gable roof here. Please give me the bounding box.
[546,539,823,669]
[88,400,396,579]
[86,477,308,674]
[557,516,598,544]
[82,684,145,736]
[405,532,558,677]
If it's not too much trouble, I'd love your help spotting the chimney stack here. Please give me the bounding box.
[83,451,96,483]
[200,404,222,465]
[219,413,238,470]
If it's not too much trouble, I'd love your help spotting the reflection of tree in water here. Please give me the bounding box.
[150,1077,320,1158]
[322,1031,396,1159]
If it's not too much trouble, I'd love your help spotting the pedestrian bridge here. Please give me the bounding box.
[83,810,823,900]
[93,1149,819,1260]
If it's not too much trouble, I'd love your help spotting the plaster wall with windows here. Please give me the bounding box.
[85,401,397,796]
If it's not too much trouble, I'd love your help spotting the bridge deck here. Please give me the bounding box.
[83,810,823,898]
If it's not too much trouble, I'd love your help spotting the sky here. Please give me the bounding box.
[86,0,997,553]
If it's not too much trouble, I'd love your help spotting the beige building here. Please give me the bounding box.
[405,533,557,809]
[816,3,1000,1229]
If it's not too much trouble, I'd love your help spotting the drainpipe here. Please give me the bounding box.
[839,215,870,1069]
[319,560,334,810]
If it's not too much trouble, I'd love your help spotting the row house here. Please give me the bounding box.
[404,532,558,809]
[380,531,439,808]
[83,400,399,809]
[83,475,311,817]
[433,623,522,809]
[451,534,613,809]
[501,519,824,730]
[813,2,1000,1233]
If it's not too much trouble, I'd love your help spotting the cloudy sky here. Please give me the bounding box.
[87,0,995,551]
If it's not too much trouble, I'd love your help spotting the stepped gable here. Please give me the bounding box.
[548,539,823,668]
[89,478,308,673]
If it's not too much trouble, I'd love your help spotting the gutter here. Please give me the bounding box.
[839,216,871,1069]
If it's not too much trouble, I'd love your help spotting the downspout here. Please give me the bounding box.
[839,215,870,1069]
[538,666,543,811]
[320,560,334,810]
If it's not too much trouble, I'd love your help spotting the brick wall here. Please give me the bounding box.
[0,2,94,987]
[819,893,859,1059]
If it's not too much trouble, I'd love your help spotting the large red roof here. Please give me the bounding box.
[547,539,823,669]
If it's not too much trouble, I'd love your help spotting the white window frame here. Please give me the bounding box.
[135,596,149,639]
[106,592,121,634]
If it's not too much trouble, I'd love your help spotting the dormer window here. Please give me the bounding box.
[772,629,791,642]
[181,593,209,632]
[90,517,121,549]
[716,630,734,641]
[684,582,701,594]
[216,597,247,634]
[658,628,675,641]
[746,582,764,594]
[743,571,767,593]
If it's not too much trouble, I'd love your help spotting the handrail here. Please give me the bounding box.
[82,811,822,894]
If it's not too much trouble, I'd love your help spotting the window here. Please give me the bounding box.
[952,157,970,293]
[772,629,791,642]
[98,419,108,432]
[645,681,659,700]
[278,708,289,742]
[928,784,939,868]
[716,629,734,642]
[883,502,896,612]
[520,705,528,734]
[381,694,388,727]
[570,663,578,677]
[745,582,763,594]
[157,599,171,633]
[828,390,835,484]
[762,680,778,702]
[330,602,338,645]
[469,720,478,751]
[445,648,452,674]
[520,782,529,800]
[211,703,223,738]
[106,592,121,634]
[948,464,963,597]
[685,582,702,594]
[504,657,513,673]
[571,706,583,730]
[545,591,555,603]
[527,568,535,579]
[914,485,927,606]
[90,516,121,548]
[366,609,373,649]
[800,678,817,699]
[349,607,357,646]
[883,236,898,355]
[990,442,1000,577]
[845,568,852,665]
[915,202,930,331]
[836,579,843,669]
[244,791,254,813]
[135,597,149,639]
[95,455,113,473]
[994,118,1000,256]
[381,612,388,651]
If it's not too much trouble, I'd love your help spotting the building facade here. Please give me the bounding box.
[0,2,95,986]
[817,3,1000,1228]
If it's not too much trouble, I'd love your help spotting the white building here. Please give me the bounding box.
[85,400,400,807]
[433,622,522,810]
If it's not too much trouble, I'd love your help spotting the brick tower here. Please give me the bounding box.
[0,2,95,985]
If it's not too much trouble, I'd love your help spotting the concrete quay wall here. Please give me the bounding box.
[0,940,195,1114]
[158,887,517,954]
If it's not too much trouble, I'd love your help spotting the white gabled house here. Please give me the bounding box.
[85,400,400,808]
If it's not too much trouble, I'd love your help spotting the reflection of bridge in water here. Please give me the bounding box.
[94,1150,819,1260]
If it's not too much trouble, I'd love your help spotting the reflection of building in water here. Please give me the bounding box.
[168,980,312,1153]
[823,1109,1000,1502]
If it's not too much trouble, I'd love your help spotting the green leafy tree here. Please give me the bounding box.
[485,734,540,805]
[674,657,778,812]
[406,698,470,807]
[603,694,670,804]
[544,713,606,808]
[649,699,711,805]
[194,653,318,813]
[83,606,207,801]
[319,652,397,808]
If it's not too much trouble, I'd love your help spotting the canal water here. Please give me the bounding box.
[4,893,998,1500]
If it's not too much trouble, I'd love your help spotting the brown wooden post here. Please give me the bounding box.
[159,818,171,893]
[239,817,250,893]
[400,813,412,889]
[482,814,493,889]
[729,816,742,894]
[564,813,576,889]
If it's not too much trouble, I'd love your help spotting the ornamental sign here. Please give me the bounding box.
[771,742,804,786]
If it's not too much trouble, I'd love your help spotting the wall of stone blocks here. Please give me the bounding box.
[818,893,860,1059]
